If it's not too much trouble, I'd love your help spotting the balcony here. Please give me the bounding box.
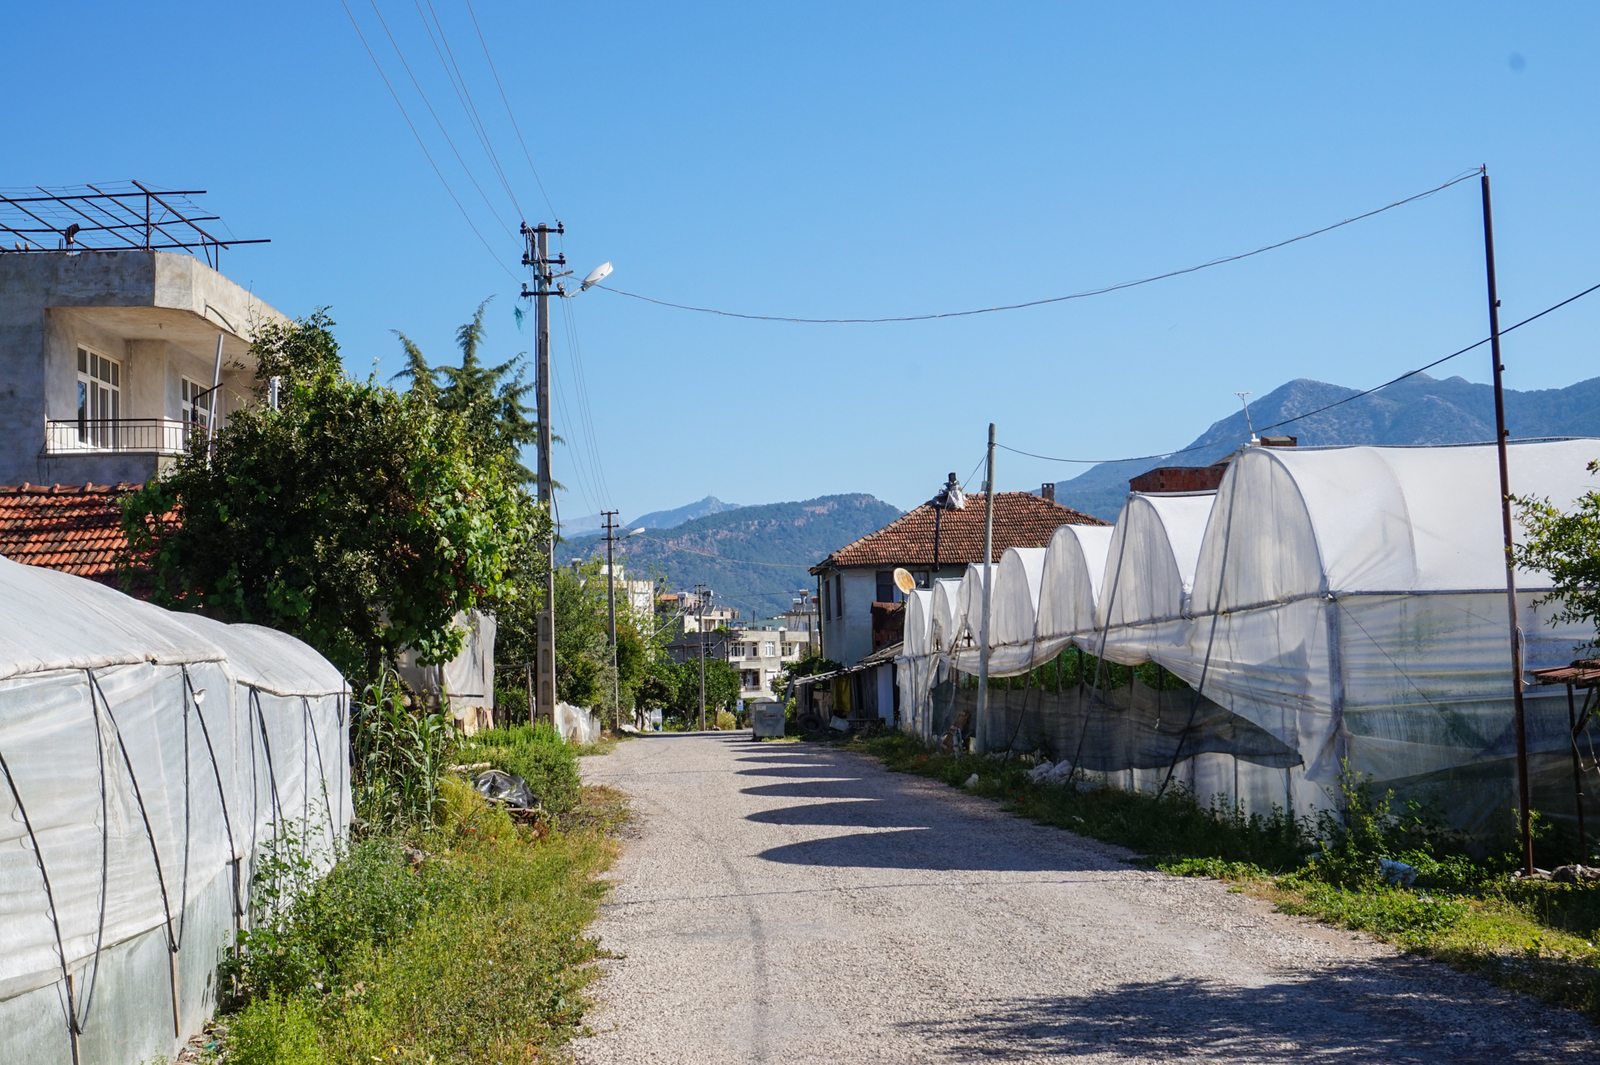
[43,418,206,456]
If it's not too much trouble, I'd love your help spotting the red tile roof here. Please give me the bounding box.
[0,482,145,589]
[811,492,1106,572]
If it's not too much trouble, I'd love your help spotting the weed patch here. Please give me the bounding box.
[459,721,584,816]
[219,782,623,1064]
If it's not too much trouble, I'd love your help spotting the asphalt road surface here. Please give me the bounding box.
[574,732,1597,1064]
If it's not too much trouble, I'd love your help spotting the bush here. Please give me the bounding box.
[225,826,462,1004]
[227,994,324,1065]
[459,721,582,815]
[715,709,737,730]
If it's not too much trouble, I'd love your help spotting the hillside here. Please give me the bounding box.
[1056,373,1600,520]
[555,493,904,619]
[629,495,743,530]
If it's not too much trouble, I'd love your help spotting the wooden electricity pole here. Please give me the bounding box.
[1480,168,1535,877]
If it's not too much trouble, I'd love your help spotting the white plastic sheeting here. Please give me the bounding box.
[0,555,349,1060]
[897,439,1600,837]
[1037,524,1114,646]
[1094,492,1214,665]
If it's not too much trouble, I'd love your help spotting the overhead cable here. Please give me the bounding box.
[339,0,517,280]
[462,0,559,219]
[592,170,1482,324]
[998,277,1600,467]
[414,0,524,221]
[365,0,517,239]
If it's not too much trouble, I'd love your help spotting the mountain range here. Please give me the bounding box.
[557,495,743,537]
[1055,373,1600,520]
[555,494,903,620]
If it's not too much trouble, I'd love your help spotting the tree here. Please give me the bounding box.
[391,297,539,483]
[1515,459,1600,655]
[123,312,546,686]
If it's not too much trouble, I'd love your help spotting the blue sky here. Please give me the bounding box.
[5,2,1598,518]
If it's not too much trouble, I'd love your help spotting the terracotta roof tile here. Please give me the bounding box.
[0,482,150,592]
[811,492,1106,573]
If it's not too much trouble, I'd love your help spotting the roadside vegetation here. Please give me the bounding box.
[213,675,624,1065]
[841,731,1600,1021]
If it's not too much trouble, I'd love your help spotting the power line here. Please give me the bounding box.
[998,277,1600,467]
[592,170,1482,324]
[462,0,559,219]
[413,0,524,221]
[365,0,517,239]
[339,0,517,281]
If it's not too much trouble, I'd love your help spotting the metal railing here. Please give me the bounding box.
[43,418,206,455]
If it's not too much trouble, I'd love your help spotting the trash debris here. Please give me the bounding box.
[829,716,850,731]
[472,769,536,810]
[1378,858,1419,887]
[964,773,980,788]
[1026,760,1056,783]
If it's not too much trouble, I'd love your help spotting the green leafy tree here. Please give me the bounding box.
[123,312,545,685]
[772,650,841,696]
[1515,458,1600,654]
[392,297,539,482]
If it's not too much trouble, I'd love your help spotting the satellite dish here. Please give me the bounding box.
[581,261,614,290]
[893,568,917,595]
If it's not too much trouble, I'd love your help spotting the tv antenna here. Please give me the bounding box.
[1235,392,1259,444]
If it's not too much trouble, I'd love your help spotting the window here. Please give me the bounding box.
[729,643,743,659]
[822,580,831,620]
[834,575,843,619]
[182,377,213,442]
[740,669,761,690]
[762,641,776,657]
[76,347,120,448]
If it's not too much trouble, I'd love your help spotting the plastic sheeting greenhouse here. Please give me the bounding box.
[0,555,349,1065]
[896,439,1600,838]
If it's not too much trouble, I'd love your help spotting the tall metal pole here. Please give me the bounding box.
[602,510,619,726]
[1481,169,1535,877]
[529,222,559,726]
[976,423,996,752]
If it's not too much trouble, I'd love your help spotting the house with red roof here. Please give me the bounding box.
[0,481,146,591]
[809,485,1105,668]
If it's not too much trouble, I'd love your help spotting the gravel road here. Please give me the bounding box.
[574,732,1597,1064]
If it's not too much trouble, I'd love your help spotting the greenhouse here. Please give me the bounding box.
[0,555,349,1065]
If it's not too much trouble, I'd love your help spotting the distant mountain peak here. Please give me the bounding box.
[1054,373,1600,520]
[628,495,744,531]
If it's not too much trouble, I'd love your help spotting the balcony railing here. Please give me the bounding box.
[44,418,207,456]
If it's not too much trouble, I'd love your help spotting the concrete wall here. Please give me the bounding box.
[0,250,285,487]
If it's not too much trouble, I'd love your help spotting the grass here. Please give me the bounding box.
[839,731,1600,1021]
[217,737,626,1064]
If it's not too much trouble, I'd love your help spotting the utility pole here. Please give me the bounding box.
[522,221,565,725]
[976,423,996,752]
[602,510,620,727]
[695,582,709,731]
[1480,168,1535,878]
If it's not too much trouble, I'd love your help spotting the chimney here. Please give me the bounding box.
[1040,482,1056,503]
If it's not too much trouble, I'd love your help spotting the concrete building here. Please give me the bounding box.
[809,489,1106,667]
[727,616,811,703]
[0,249,285,486]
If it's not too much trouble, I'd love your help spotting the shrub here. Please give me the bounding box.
[459,721,582,815]
[715,709,737,730]
[227,994,325,1065]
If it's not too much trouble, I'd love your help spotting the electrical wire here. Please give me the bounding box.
[339,0,517,281]
[559,298,614,508]
[414,0,524,221]
[462,0,559,219]
[998,277,1600,467]
[592,170,1481,324]
[365,0,517,240]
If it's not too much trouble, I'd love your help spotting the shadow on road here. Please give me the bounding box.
[890,963,1593,1063]
[731,744,1112,872]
